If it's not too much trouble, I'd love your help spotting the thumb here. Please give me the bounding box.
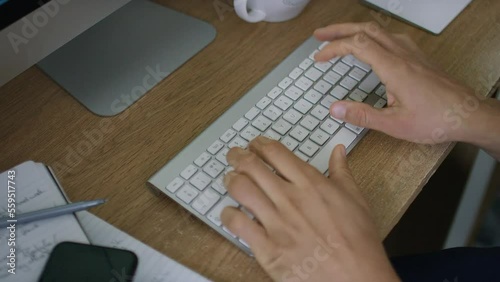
[330,100,390,130]
[328,144,369,209]
[328,144,350,178]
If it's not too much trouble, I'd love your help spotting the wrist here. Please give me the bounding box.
[456,97,500,147]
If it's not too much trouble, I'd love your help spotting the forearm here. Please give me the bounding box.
[459,98,500,160]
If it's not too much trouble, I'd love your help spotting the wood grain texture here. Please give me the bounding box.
[1,0,500,281]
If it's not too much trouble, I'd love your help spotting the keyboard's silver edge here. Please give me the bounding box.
[147,36,368,254]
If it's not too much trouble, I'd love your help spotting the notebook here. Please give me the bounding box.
[362,0,473,34]
[0,161,210,282]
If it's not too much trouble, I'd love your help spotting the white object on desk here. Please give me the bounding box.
[234,0,310,23]
[0,161,89,282]
[0,161,210,282]
[77,211,211,282]
[363,0,473,34]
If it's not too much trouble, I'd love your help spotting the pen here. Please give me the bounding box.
[0,199,106,228]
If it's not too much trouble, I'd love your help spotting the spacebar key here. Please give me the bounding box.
[309,128,357,174]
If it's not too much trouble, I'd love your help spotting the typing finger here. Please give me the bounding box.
[226,147,290,208]
[315,33,400,83]
[224,171,285,232]
[248,136,325,186]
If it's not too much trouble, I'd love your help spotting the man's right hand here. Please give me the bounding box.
[313,22,500,154]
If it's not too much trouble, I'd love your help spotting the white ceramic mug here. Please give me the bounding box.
[234,0,310,23]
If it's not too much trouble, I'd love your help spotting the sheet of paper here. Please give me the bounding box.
[0,161,89,282]
[76,211,211,282]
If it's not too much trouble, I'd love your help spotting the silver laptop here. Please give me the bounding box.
[362,0,473,34]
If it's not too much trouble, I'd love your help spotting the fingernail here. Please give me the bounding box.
[331,103,346,119]
[257,136,273,144]
[339,145,346,157]
[227,148,250,167]
[252,136,272,150]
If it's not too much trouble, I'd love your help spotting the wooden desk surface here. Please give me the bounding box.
[1,0,500,281]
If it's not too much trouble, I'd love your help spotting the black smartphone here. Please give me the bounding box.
[39,242,138,282]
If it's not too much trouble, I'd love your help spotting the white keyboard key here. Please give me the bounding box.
[310,129,330,146]
[294,151,309,162]
[181,165,198,180]
[310,105,329,121]
[284,86,304,101]
[194,152,211,167]
[192,188,220,215]
[349,67,367,81]
[332,116,345,125]
[256,97,272,110]
[320,118,340,134]
[278,77,294,89]
[375,85,386,96]
[264,129,282,140]
[340,76,358,90]
[263,105,283,121]
[241,126,261,141]
[290,125,310,142]
[382,92,387,99]
[299,140,320,157]
[281,136,299,151]
[349,89,368,102]
[283,109,303,125]
[341,54,356,66]
[207,196,239,226]
[359,72,381,94]
[295,76,313,91]
[216,147,229,165]
[212,177,227,195]
[208,140,225,155]
[272,119,292,135]
[245,107,260,121]
[318,41,330,50]
[275,95,293,111]
[314,80,332,94]
[309,50,319,60]
[294,99,313,114]
[330,56,341,64]
[289,67,304,80]
[300,115,320,131]
[331,85,349,100]
[228,137,248,148]
[309,128,357,174]
[203,160,225,178]
[166,177,184,193]
[314,61,332,72]
[304,89,322,104]
[374,98,387,109]
[220,129,237,143]
[299,58,314,70]
[233,118,249,131]
[252,115,272,132]
[323,71,341,85]
[304,68,323,81]
[190,172,212,190]
[346,123,364,134]
[342,54,371,71]
[321,95,338,109]
[332,62,350,76]
[268,87,283,99]
[176,185,199,204]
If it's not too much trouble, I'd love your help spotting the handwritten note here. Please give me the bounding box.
[76,211,211,282]
[0,161,89,282]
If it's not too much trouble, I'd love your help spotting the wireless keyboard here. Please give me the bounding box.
[148,37,387,255]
